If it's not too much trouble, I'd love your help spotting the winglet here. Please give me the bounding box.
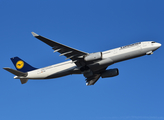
[31,32,39,37]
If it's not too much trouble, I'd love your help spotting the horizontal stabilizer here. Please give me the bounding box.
[20,78,28,84]
[3,67,27,76]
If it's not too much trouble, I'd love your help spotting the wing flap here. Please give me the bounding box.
[86,74,101,86]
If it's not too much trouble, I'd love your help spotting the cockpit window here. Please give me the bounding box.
[151,41,156,43]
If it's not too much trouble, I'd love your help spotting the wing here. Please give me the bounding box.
[31,32,88,62]
[31,32,103,86]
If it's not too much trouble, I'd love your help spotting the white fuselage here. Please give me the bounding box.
[15,41,161,80]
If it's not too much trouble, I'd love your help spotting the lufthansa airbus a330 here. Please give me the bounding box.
[3,32,161,85]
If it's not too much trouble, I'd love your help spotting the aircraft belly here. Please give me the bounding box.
[45,67,76,79]
[26,62,77,79]
[88,58,114,72]
[26,70,49,79]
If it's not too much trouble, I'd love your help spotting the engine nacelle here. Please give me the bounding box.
[101,68,119,78]
[84,52,102,62]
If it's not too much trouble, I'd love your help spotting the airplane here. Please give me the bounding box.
[3,32,161,85]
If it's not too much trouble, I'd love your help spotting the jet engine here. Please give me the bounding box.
[84,52,102,62]
[101,68,119,78]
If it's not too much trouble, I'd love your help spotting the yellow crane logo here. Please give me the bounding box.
[16,60,24,69]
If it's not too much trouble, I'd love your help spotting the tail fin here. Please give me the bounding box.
[10,57,37,72]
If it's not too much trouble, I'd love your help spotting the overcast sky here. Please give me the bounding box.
[1,0,164,120]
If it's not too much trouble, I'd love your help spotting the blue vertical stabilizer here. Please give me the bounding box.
[10,57,37,72]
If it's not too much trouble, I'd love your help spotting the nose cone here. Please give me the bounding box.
[153,42,161,51]
[155,42,162,48]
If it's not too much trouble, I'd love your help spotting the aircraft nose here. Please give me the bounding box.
[156,43,162,48]
[159,43,161,47]
[153,42,161,51]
